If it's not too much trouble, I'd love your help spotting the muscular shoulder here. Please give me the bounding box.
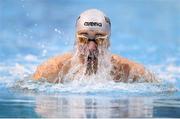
[111,54,144,68]
[45,52,73,65]
[111,54,147,82]
[33,52,73,81]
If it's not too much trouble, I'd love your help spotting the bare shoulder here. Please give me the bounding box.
[33,52,73,82]
[111,54,145,69]
[111,54,156,82]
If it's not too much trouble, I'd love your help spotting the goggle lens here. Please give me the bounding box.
[77,35,108,46]
[78,36,88,44]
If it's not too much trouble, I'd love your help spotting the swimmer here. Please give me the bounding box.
[33,9,156,83]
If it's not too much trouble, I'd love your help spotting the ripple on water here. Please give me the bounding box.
[0,59,179,96]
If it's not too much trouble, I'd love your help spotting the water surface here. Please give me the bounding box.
[0,0,180,118]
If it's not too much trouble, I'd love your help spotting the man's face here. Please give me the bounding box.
[76,29,109,75]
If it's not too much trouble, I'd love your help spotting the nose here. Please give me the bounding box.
[88,41,97,51]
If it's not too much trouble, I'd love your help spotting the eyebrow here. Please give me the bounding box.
[96,33,103,36]
[78,32,88,35]
[95,33,106,36]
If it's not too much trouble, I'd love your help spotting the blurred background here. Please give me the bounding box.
[0,0,180,77]
[0,1,180,118]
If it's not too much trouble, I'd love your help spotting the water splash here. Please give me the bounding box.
[10,76,177,95]
[0,51,178,95]
[56,45,113,84]
[1,53,176,95]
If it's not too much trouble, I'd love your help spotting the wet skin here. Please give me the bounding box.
[33,30,156,83]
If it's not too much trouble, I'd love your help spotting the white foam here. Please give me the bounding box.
[0,54,179,95]
[11,76,177,95]
[8,61,178,95]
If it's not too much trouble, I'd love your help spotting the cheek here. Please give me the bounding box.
[78,44,88,53]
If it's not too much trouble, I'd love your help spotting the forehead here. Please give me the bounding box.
[77,29,107,36]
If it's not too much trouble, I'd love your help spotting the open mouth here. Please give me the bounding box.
[85,50,98,75]
[87,50,98,61]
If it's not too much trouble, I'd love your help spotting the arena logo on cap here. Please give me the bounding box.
[84,22,102,27]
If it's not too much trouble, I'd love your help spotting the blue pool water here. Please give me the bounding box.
[0,0,180,118]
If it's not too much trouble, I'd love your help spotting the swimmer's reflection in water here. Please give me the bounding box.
[35,95,153,118]
[33,9,157,83]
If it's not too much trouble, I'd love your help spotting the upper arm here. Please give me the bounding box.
[33,53,72,82]
[111,54,154,82]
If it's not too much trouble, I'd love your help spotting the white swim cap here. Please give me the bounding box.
[76,9,111,36]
